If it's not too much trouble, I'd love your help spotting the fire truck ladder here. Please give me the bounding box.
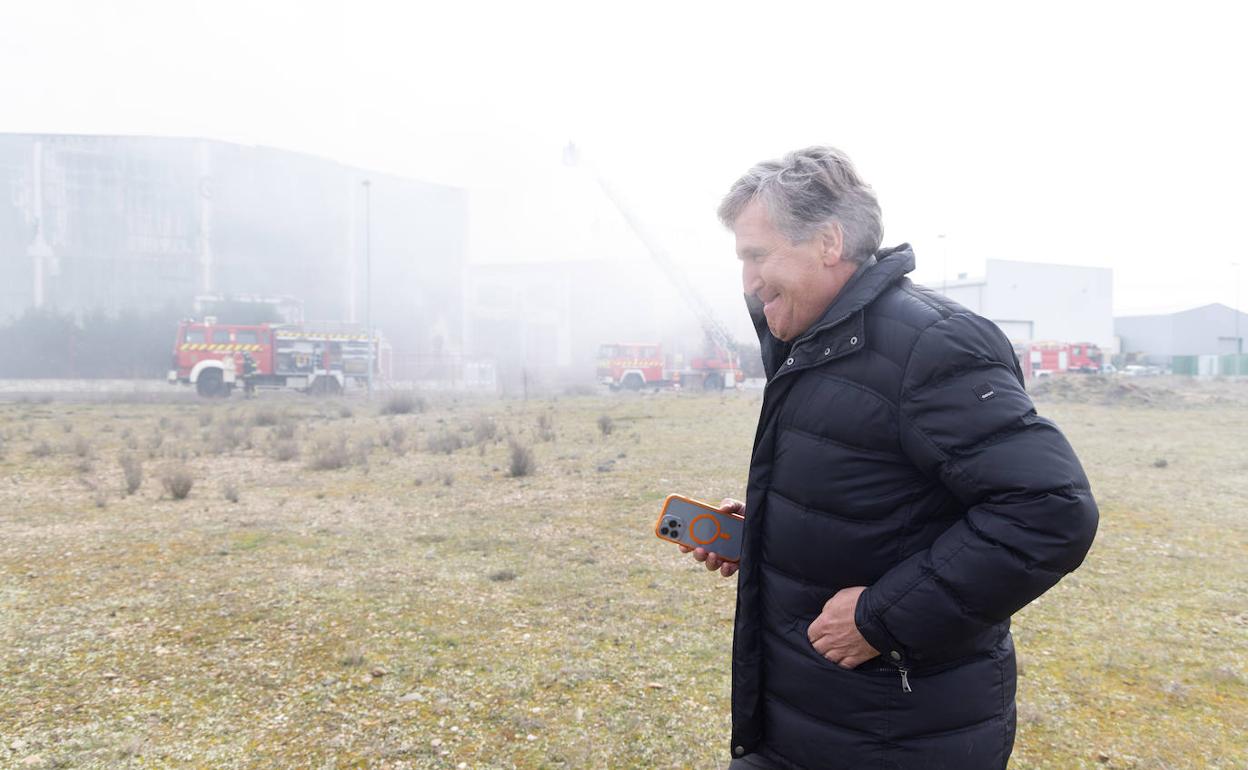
[563,143,741,356]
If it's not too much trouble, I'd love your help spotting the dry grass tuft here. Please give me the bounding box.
[598,414,615,436]
[508,439,536,477]
[379,424,407,455]
[159,465,194,500]
[270,439,299,462]
[379,393,425,416]
[427,431,464,455]
[307,435,350,471]
[119,453,142,495]
[473,413,498,444]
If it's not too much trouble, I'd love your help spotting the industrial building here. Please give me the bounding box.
[0,133,468,373]
[937,259,1115,349]
[1115,303,1247,374]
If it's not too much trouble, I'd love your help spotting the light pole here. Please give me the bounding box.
[363,179,373,399]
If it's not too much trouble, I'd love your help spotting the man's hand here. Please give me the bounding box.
[677,498,743,578]
[807,586,880,669]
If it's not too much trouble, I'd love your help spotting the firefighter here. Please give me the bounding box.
[240,351,258,398]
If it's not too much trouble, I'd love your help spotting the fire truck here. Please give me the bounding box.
[1015,340,1105,379]
[596,339,743,391]
[168,317,388,397]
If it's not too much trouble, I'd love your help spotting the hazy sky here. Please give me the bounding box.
[3,0,1246,334]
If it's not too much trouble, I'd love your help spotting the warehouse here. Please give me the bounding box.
[0,133,468,367]
[937,259,1115,349]
[1115,303,1247,374]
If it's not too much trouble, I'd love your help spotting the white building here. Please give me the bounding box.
[938,259,1114,349]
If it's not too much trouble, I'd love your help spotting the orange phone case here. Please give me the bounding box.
[655,494,744,563]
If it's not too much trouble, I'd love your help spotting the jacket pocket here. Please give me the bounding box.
[790,618,894,675]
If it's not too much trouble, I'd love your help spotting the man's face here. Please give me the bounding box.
[734,199,844,342]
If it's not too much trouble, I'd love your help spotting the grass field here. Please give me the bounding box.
[0,380,1245,769]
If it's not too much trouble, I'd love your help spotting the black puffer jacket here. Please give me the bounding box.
[730,245,1098,769]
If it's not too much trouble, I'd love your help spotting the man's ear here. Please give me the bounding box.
[820,222,845,266]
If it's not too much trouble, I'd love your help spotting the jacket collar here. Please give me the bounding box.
[749,243,916,381]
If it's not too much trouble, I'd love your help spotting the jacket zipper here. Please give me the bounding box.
[898,666,912,693]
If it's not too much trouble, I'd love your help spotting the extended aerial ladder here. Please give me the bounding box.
[564,144,742,389]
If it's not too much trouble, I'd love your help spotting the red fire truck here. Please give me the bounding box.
[1015,341,1104,379]
[168,317,388,397]
[597,339,743,391]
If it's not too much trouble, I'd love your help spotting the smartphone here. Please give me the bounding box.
[655,494,744,563]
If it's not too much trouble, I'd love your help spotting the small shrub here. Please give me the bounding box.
[61,421,74,433]
[74,458,94,475]
[30,439,52,458]
[72,434,92,458]
[380,425,407,455]
[336,404,354,419]
[442,472,455,487]
[508,440,536,478]
[93,489,108,509]
[270,439,299,462]
[597,415,615,436]
[427,431,464,455]
[222,481,240,503]
[272,421,297,440]
[210,424,249,455]
[198,410,215,427]
[340,646,366,668]
[308,435,350,471]
[251,407,281,427]
[353,436,374,466]
[380,393,425,416]
[160,465,194,500]
[472,414,498,445]
[119,453,142,495]
[536,417,556,442]
[488,569,518,582]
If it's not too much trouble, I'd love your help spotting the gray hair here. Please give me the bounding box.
[717,146,883,264]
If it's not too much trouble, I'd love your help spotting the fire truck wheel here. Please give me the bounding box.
[702,373,725,392]
[196,369,226,398]
[622,373,644,391]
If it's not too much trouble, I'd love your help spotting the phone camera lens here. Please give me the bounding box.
[660,527,669,535]
[667,520,677,527]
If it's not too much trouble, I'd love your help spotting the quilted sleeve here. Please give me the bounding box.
[854,312,1099,661]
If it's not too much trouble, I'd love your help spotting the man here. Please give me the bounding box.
[682,147,1099,769]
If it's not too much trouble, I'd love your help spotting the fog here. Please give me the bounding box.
[1,1,1246,391]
